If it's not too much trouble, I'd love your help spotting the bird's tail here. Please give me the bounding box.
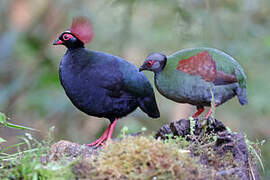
[138,96,160,118]
[236,87,248,105]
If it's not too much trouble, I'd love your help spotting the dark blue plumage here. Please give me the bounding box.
[59,48,159,122]
[53,17,159,147]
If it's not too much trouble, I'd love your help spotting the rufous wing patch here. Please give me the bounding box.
[177,51,217,82]
[214,71,237,85]
[177,51,237,85]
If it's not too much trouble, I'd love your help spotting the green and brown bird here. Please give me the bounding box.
[139,47,247,118]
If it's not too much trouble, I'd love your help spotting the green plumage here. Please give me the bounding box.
[142,47,247,107]
[168,47,246,88]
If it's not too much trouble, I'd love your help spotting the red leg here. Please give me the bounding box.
[205,103,218,119]
[87,118,118,148]
[87,127,110,146]
[103,118,118,147]
[192,107,205,118]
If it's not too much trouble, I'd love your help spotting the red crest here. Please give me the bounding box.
[70,17,94,44]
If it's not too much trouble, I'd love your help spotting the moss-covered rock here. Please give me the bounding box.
[0,118,262,180]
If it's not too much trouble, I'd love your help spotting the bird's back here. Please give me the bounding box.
[97,50,160,118]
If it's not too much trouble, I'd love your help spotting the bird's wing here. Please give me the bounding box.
[87,50,159,118]
[91,61,125,98]
[117,58,153,97]
[175,50,238,85]
[118,59,160,118]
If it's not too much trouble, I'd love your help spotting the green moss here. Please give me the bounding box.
[164,133,190,148]
[0,129,262,180]
[75,136,205,179]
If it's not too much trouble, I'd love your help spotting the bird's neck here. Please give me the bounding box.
[154,72,160,79]
[66,40,85,50]
[67,45,84,50]
[66,47,85,53]
[153,66,165,74]
[63,47,90,66]
[66,47,85,59]
[153,64,167,79]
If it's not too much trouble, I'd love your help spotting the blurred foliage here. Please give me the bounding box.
[0,0,269,179]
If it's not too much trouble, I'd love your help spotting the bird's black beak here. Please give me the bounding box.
[53,39,63,45]
[139,66,146,72]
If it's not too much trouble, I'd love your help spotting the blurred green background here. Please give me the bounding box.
[0,0,269,178]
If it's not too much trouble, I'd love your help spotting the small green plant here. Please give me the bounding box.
[118,126,147,138]
[0,111,39,160]
[0,112,38,155]
[118,126,129,138]
[0,127,53,162]
[164,133,190,148]
[226,126,233,133]
[0,137,6,144]
[210,89,216,119]
[189,117,196,135]
[245,136,265,172]
[0,112,37,131]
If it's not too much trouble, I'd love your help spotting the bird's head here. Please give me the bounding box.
[139,52,167,73]
[53,17,93,49]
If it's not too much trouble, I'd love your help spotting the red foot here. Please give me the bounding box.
[87,128,109,146]
[87,118,118,148]
[192,107,205,118]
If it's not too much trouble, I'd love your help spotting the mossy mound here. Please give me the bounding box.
[73,136,205,179]
[0,118,262,180]
[41,118,261,180]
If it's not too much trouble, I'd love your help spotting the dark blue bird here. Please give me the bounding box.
[53,17,159,147]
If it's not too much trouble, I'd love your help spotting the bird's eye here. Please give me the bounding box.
[63,34,71,41]
[146,60,155,67]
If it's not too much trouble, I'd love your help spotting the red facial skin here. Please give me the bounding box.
[146,60,155,67]
[62,33,74,41]
[54,34,75,45]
